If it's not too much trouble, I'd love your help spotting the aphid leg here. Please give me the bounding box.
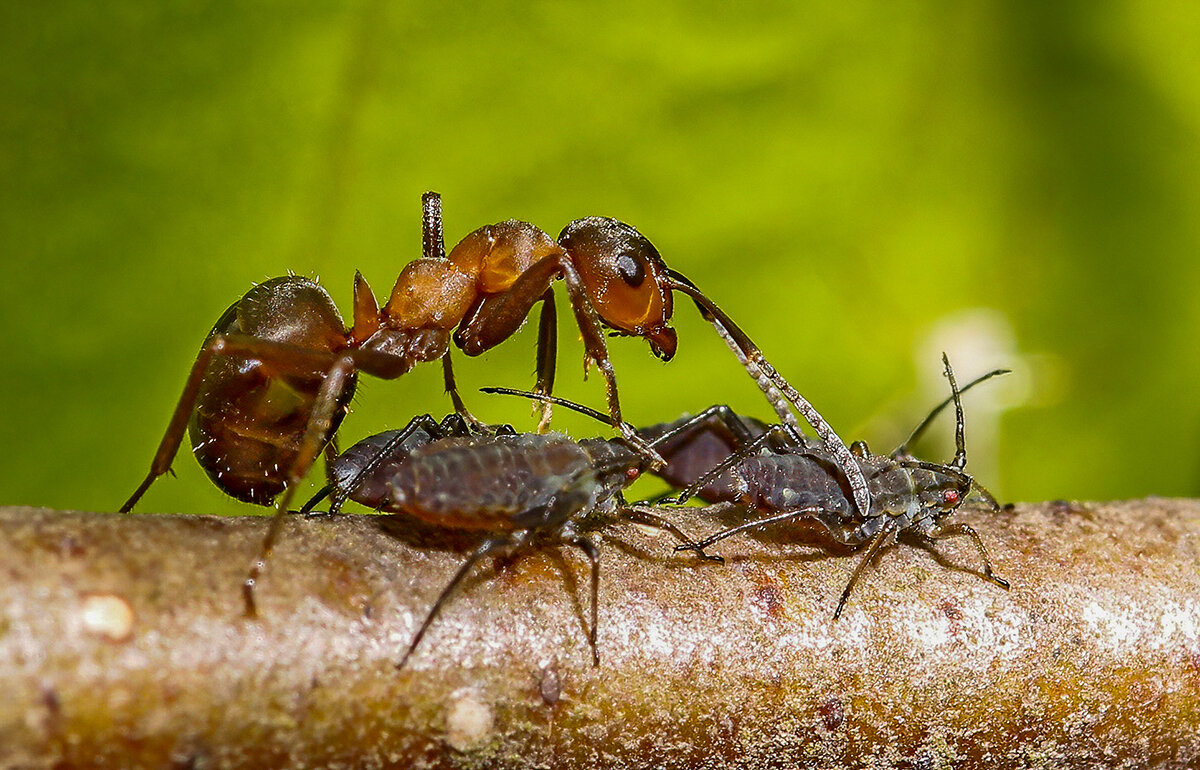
[564,534,601,666]
[534,288,558,432]
[835,518,899,619]
[892,368,1010,458]
[659,421,788,506]
[300,485,333,516]
[678,504,827,555]
[559,261,664,467]
[327,414,454,515]
[397,535,515,670]
[663,272,872,520]
[922,523,1011,589]
[623,504,723,562]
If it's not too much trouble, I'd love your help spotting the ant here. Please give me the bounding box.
[503,358,1012,618]
[298,408,722,669]
[121,191,869,614]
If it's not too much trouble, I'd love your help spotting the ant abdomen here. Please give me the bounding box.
[188,276,356,505]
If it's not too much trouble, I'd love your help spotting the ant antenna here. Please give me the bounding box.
[942,354,967,471]
[894,368,1010,456]
[422,191,444,260]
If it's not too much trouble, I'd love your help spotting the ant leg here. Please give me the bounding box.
[397,535,515,670]
[924,523,1010,589]
[534,288,557,432]
[453,256,564,427]
[677,505,826,554]
[892,368,1010,458]
[622,504,723,562]
[441,352,485,429]
[663,273,871,520]
[243,353,359,617]
[564,535,601,666]
[835,518,898,619]
[559,261,663,467]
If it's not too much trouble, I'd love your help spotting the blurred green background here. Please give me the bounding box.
[2,1,1198,516]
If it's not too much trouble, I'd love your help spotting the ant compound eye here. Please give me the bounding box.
[942,489,961,506]
[615,252,646,287]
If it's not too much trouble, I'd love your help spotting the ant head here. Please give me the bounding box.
[558,217,677,361]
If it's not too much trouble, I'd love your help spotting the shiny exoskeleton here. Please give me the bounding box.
[304,414,718,668]
[645,357,1011,617]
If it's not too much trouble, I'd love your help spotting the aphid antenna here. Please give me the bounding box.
[482,386,612,425]
[892,367,1011,457]
[480,386,714,454]
[942,353,967,471]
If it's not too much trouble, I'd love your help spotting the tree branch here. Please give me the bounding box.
[2,500,1198,768]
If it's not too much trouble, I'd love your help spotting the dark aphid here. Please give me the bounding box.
[643,357,1012,617]
[306,410,720,669]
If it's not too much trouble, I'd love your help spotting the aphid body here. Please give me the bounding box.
[317,416,713,668]
[645,357,1011,616]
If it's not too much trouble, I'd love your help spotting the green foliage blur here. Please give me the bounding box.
[2,1,1198,515]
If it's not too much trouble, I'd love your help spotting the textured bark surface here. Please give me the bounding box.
[1,500,1198,769]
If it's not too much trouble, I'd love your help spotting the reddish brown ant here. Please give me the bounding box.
[121,191,869,614]
[299,409,720,668]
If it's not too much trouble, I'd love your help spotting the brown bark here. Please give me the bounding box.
[1,500,1198,769]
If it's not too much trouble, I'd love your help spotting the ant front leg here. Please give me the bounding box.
[559,261,664,467]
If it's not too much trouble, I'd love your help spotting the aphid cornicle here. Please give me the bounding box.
[641,356,1012,617]
[303,410,720,669]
